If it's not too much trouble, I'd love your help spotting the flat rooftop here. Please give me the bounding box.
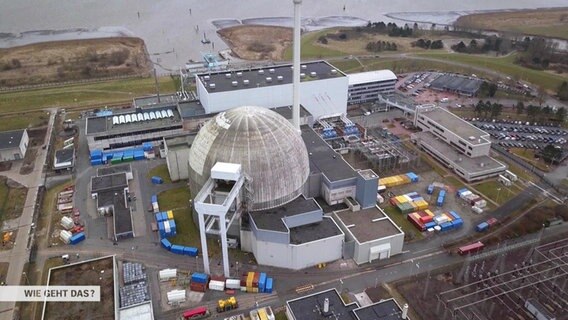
[134,94,179,108]
[419,107,488,142]
[334,207,402,243]
[91,172,128,194]
[302,126,357,182]
[430,74,482,94]
[250,196,321,232]
[86,106,181,135]
[353,299,407,320]
[178,100,207,119]
[119,301,154,320]
[197,60,345,93]
[0,129,25,150]
[54,148,74,167]
[287,289,358,320]
[97,163,132,177]
[417,132,506,174]
[290,217,343,245]
[98,189,133,236]
[43,256,115,320]
[272,105,311,121]
[348,70,397,86]
[359,169,379,180]
[164,134,196,151]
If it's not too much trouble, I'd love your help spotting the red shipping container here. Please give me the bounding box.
[407,214,425,231]
[486,218,498,226]
[211,275,226,282]
[190,283,207,292]
[420,215,433,223]
[253,272,260,287]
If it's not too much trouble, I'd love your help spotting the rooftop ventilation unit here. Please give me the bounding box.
[277,76,283,81]
[225,73,231,78]
[468,136,476,141]
[301,65,307,70]
[310,71,317,77]
[209,83,216,89]
[232,81,238,87]
[236,72,243,77]
[258,69,265,74]
[300,73,306,79]
[204,75,210,81]
[243,79,250,85]
[269,68,275,73]
[331,69,337,74]
[266,77,272,82]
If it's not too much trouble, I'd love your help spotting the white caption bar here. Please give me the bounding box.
[0,286,100,302]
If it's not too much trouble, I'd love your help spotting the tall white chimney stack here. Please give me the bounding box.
[292,0,302,131]
[323,297,330,313]
[402,303,409,319]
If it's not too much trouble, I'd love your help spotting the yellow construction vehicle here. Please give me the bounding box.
[217,297,238,313]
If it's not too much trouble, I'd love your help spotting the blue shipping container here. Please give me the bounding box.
[169,219,176,232]
[143,142,153,151]
[134,151,145,160]
[90,149,103,159]
[452,219,464,228]
[427,184,434,194]
[439,190,446,197]
[265,278,273,294]
[440,222,453,231]
[259,273,267,293]
[70,232,86,244]
[449,211,461,220]
[476,222,489,232]
[424,221,437,229]
[90,159,103,166]
[171,245,184,255]
[191,273,209,284]
[184,247,198,257]
[151,176,163,184]
[151,195,158,203]
[160,238,172,250]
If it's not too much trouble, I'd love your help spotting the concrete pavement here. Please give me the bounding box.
[0,109,55,320]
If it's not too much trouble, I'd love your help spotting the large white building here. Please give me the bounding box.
[195,61,349,120]
[347,70,397,104]
[413,106,506,182]
[0,129,28,162]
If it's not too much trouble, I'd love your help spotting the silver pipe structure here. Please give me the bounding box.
[292,0,302,130]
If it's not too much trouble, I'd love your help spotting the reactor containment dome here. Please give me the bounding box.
[188,106,310,210]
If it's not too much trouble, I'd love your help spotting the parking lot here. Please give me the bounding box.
[467,119,568,150]
[396,72,475,107]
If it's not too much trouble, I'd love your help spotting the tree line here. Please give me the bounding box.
[474,100,566,122]
[411,39,444,50]
[365,41,398,52]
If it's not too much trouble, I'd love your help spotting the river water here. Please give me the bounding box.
[0,0,566,70]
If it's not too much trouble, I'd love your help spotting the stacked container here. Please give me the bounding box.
[69,232,85,244]
[190,273,209,292]
[225,279,241,290]
[151,195,159,213]
[90,149,103,166]
[209,280,226,291]
[265,278,273,294]
[437,190,446,207]
[390,192,429,214]
[379,172,419,188]
[258,273,267,293]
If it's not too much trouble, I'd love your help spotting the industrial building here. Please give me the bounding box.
[189,107,404,275]
[90,164,135,240]
[429,74,483,97]
[348,70,397,104]
[412,106,506,181]
[286,288,410,320]
[163,134,195,181]
[195,61,349,120]
[0,129,28,162]
[53,148,75,172]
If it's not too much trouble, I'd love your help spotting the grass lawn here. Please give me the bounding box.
[383,205,423,241]
[492,155,536,182]
[158,187,220,256]
[147,164,172,184]
[508,148,550,172]
[419,155,448,177]
[413,52,566,92]
[0,177,28,222]
[0,76,177,114]
[0,111,50,131]
[472,180,518,205]
[444,176,465,190]
[283,29,345,60]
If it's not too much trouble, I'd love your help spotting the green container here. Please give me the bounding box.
[122,156,134,162]
[111,158,122,164]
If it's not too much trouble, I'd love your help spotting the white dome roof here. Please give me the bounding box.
[189,106,309,210]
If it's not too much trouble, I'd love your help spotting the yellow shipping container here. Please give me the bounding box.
[396,196,407,203]
[443,213,453,221]
[167,210,174,220]
[425,209,434,217]
[399,175,411,183]
[411,212,421,219]
[247,272,254,288]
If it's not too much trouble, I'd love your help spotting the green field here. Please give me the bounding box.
[413,52,566,91]
[383,205,423,241]
[444,176,465,190]
[472,180,518,205]
[283,29,345,60]
[147,164,172,184]
[0,76,178,114]
[0,177,28,222]
[0,111,49,131]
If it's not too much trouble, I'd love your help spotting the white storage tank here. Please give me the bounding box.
[167,109,174,118]
[159,269,177,281]
[60,216,74,230]
[208,280,225,291]
[60,230,73,244]
[143,112,150,121]
[167,289,186,304]
[119,115,125,124]
[112,116,119,125]
[161,110,168,118]
[155,111,163,119]
[149,112,156,120]
[137,113,144,121]
[125,114,132,123]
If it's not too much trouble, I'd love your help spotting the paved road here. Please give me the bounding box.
[0,109,56,320]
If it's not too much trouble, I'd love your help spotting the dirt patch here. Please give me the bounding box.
[19,148,37,175]
[0,176,27,221]
[0,37,152,87]
[218,25,292,61]
[44,256,115,320]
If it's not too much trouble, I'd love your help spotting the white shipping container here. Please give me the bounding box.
[167,290,186,304]
[459,191,473,199]
[472,206,483,214]
[164,220,171,233]
[60,230,73,244]
[58,203,73,211]
[208,280,225,291]
[159,269,177,281]
[60,216,74,230]
[225,279,241,289]
[474,199,487,208]
[376,194,384,204]
[433,215,449,225]
[153,202,160,213]
[403,195,412,202]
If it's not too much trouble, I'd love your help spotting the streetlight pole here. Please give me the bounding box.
[496,188,502,204]
[22,272,29,285]
[235,261,239,277]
